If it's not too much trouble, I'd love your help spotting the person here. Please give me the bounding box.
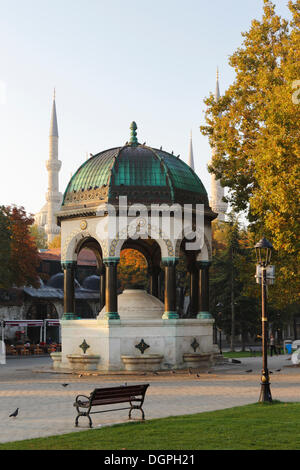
[270,334,277,356]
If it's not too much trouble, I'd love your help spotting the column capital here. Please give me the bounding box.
[196,260,212,270]
[103,257,120,267]
[161,257,179,267]
[61,260,77,270]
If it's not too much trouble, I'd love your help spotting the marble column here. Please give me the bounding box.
[162,258,179,319]
[99,264,106,311]
[62,261,77,320]
[197,261,212,319]
[104,258,120,320]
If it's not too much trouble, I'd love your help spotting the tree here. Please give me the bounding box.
[201,0,300,304]
[30,225,47,250]
[0,207,12,288]
[0,206,40,288]
[118,249,148,289]
[48,234,61,249]
[210,215,242,351]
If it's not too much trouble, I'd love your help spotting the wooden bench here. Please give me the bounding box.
[73,384,149,428]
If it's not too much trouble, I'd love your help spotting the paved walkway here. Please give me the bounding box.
[0,354,299,443]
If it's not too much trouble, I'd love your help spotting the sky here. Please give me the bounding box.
[0,0,292,216]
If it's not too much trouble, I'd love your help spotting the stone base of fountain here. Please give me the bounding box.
[182,352,213,369]
[121,354,164,371]
[66,354,100,371]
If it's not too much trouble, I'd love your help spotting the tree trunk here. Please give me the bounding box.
[230,249,235,352]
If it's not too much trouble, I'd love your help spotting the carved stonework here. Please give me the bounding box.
[135,339,150,355]
[64,187,109,205]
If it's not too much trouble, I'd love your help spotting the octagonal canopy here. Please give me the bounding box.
[60,123,209,218]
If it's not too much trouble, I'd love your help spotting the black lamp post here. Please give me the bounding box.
[216,302,224,355]
[255,237,273,403]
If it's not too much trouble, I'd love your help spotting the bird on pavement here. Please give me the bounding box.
[9,408,19,418]
[245,369,253,373]
[61,383,69,387]
[275,369,281,372]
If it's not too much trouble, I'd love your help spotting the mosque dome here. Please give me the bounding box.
[47,273,81,289]
[82,275,100,291]
[60,122,209,215]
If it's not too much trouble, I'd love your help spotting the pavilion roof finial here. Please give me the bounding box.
[129,121,138,146]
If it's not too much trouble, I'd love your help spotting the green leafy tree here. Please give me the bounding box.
[210,215,264,350]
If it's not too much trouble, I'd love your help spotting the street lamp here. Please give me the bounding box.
[254,237,273,403]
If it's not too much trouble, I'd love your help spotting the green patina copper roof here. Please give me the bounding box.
[62,123,208,209]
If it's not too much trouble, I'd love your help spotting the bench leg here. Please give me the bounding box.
[75,411,93,428]
[129,405,145,420]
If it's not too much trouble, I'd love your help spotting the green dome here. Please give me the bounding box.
[62,128,208,210]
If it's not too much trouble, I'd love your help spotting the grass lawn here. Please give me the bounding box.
[223,351,262,358]
[1,401,300,450]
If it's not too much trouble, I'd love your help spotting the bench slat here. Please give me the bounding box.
[91,385,148,401]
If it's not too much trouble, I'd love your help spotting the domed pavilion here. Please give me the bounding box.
[56,122,218,372]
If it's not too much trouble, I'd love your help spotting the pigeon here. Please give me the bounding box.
[61,383,69,387]
[78,374,83,378]
[9,408,19,418]
[196,374,201,378]
[275,369,281,372]
[269,371,273,374]
[245,369,253,373]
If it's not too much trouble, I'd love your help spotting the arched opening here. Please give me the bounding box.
[73,237,104,315]
[120,237,162,298]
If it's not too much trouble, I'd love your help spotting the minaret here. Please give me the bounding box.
[209,69,227,221]
[44,90,62,243]
[188,130,195,170]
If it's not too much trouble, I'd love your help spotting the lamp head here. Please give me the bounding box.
[254,237,273,267]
